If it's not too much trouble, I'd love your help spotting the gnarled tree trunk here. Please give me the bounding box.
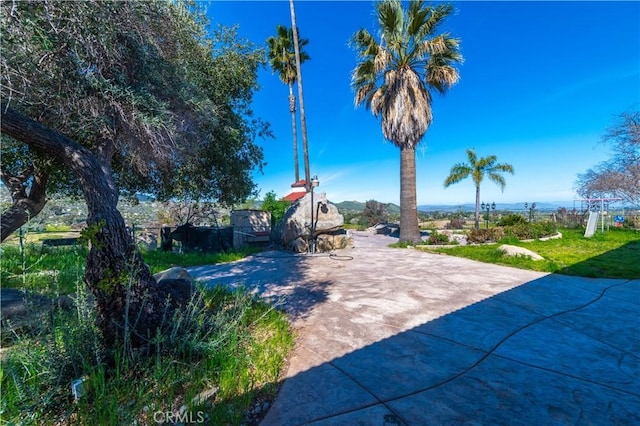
[0,167,49,241]
[1,106,168,353]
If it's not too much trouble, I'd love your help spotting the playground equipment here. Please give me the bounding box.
[576,197,623,237]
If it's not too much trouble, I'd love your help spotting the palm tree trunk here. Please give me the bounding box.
[288,82,299,182]
[399,146,421,243]
[289,0,310,189]
[474,185,481,230]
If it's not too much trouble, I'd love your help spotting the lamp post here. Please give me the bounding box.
[309,175,319,253]
[524,202,536,222]
[480,202,496,229]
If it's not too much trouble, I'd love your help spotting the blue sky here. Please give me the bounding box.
[208,1,640,205]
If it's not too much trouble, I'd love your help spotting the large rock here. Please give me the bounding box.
[274,192,344,251]
[316,231,354,252]
[153,267,196,306]
[498,244,544,261]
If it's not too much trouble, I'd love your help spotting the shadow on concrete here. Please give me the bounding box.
[188,251,333,322]
[260,273,640,425]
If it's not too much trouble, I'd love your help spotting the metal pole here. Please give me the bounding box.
[310,188,315,253]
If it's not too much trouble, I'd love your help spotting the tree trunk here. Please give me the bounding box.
[1,106,168,354]
[289,0,310,190]
[474,185,481,230]
[0,168,49,242]
[399,146,421,243]
[289,83,299,183]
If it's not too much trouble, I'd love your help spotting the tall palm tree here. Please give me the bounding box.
[444,149,515,230]
[352,0,462,243]
[289,0,311,189]
[267,24,310,183]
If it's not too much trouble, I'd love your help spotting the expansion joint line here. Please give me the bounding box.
[382,279,634,407]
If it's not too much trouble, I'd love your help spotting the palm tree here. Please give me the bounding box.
[267,24,310,183]
[444,149,515,230]
[288,0,311,189]
[352,0,462,243]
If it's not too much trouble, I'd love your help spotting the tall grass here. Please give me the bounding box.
[0,244,293,425]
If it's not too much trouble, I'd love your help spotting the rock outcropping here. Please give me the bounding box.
[273,192,350,252]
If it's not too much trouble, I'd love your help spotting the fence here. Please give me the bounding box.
[419,208,640,230]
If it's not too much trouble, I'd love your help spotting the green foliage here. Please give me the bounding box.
[497,214,527,226]
[504,221,557,240]
[467,228,505,244]
[1,0,267,206]
[267,25,310,85]
[261,191,291,226]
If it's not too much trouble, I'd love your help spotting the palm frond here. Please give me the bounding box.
[444,163,472,187]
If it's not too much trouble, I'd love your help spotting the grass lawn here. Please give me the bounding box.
[419,227,640,279]
[0,244,293,425]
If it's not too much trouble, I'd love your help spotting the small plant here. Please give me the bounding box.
[427,233,450,245]
[388,240,415,248]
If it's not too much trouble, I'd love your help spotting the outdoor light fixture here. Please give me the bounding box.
[310,175,319,254]
[525,202,537,222]
[481,202,496,229]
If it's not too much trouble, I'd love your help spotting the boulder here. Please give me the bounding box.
[316,231,354,252]
[154,267,196,306]
[274,192,344,251]
[498,244,544,261]
[153,266,193,284]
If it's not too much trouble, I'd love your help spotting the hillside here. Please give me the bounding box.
[333,200,400,214]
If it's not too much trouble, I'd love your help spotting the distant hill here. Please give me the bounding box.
[334,200,577,213]
[334,200,400,214]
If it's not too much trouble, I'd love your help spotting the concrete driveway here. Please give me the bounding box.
[188,231,640,425]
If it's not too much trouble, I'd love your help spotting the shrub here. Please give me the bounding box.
[445,218,466,229]
[427,233,450,245]
[497,214,527,226]
[467,228,505,244]
[504,221,557,240]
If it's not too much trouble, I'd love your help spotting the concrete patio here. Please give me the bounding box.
[188,231,640,425]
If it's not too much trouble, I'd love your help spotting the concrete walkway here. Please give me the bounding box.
[188,231,640,425]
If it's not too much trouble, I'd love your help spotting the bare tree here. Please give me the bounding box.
[576,111,640,206]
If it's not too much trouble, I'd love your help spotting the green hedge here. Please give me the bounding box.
[467,221,557,243]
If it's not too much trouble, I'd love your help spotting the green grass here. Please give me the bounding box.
[419,227,640,279]
[0,245,293,425]
[0,245,261,294]
[142,247,261,274]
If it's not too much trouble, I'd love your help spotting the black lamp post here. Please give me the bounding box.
[309,175,319,253]
[524,202,536,222]
[481,202,496,229]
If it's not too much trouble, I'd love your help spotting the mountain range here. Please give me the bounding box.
[333,200,578,213]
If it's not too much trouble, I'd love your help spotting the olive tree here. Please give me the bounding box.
[1,0,267,354]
